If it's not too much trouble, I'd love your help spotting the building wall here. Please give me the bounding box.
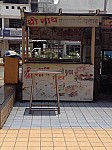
[0,1,30,56]
[38,2,56,13]
[39,0,54,4]
[0,0,56,56]
[0,3,30,18]
[55,0,112,14]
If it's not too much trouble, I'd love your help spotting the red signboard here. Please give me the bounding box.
[27,15,99,27]
[102,19,112,29]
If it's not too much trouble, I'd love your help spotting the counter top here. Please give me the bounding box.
[29,69,63,74]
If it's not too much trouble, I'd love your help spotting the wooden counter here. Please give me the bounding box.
[22,63,94,101]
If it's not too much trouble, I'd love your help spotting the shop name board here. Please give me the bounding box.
[3,29,22,37]
[27,16,99,27]
[10,30,22,37]
[3,30,10,37]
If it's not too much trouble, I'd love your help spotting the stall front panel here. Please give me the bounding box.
[22,63,94,101]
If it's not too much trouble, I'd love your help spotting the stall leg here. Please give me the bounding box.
[55,74,60,114]
[29,74,35,114]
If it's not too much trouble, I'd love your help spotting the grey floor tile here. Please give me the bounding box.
[59,119,69,123]
[77,120,87,123]
[3,124,11,127]
[70,123,80,126]
[2,101,112,129]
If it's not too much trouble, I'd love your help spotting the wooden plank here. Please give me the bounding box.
[26,27,28,59]
[22,24,25,64]
[91,27,95,65]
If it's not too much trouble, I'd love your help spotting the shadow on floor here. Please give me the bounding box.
[24,108,57,116]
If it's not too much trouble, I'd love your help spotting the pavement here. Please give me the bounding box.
[0,101,112,150]
[0,58,112,149]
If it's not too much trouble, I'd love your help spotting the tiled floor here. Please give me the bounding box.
[4,101,112,129]
[1,128,112,150]
[1,100,112,149]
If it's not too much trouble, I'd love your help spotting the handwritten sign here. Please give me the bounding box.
[102,19,112,28]
[22,63,94,101]
[29,27,82,40]
[27,16,99,27]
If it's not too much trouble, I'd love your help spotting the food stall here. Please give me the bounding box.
[21,9,99,101]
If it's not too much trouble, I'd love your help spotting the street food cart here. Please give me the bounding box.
[21,9,99,101]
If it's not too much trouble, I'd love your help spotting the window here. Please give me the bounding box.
[23,7,26,10]
[3,0,29,4]
[17,6,20,9]
[6,6,9,9]
[12,6,15,9]
[30,42,81,62]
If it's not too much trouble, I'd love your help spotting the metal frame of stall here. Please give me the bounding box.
[21,9,100,102]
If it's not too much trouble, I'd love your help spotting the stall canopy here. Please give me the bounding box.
[26,14,99,41]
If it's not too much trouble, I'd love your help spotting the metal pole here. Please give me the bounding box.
[26,27,29,59]
[80,30,84,63]
[20,8,25,64]
[91,27,95,65]
[22,24,25,64]
[104,0,108,14]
